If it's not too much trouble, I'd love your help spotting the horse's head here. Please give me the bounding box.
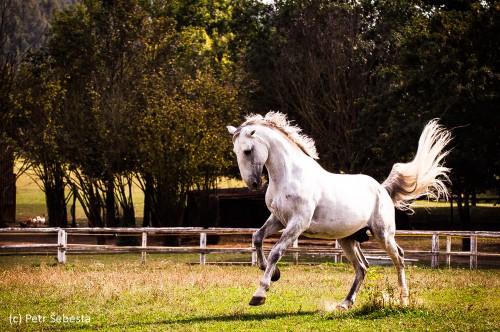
[227,125,268,190]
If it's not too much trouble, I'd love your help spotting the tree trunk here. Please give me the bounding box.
[70,188,77,227]
[0,193,5,227]
[45,183,67,227]
[86,181,105,228]
[38,162,68,228]
[142,173,153,227]
[105,176,117,227]
[449,195,454,224]
[0,146,15,227]
[116,177,135,227]
[457,192,472,251]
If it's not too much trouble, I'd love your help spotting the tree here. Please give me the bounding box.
[0,0,63,226]
[248,0,422,177]
[0,0,19,226]
[1,0,87,227]
[46,0,155,227]
[136,13,243,228]
[13,56,69,227]
[230,0,277,113]
[394,0,500,226]
[31,0,245,229]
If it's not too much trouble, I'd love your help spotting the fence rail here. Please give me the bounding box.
[0,227,499,269]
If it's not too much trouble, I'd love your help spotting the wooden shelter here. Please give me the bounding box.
[185,187,269,228]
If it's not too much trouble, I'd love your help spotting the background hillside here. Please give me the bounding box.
[2,0,77,55]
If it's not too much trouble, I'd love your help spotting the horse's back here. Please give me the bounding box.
[319,172,382,204]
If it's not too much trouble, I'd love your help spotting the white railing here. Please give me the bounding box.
[1,228,499,269]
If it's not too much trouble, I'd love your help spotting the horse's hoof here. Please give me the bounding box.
[335,300,353,310]
[335,304,350,311]
[401,296,409,307]
[249,296,266,306]
[271,267,281,282]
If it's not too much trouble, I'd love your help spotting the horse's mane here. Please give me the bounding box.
[241,112,319,159]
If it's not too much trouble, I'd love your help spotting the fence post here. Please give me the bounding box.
[334,240,342,263]
[141,232,147,265]
[57,229,67,264]
[293,238,299,265]
[251,238,257,266]
[200,232,207,265]
[470,235,478,270]
[446,236,452,268]
[431,234,439,268]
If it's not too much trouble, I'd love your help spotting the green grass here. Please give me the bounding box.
[0,255,499,331]
[15,171,47,221]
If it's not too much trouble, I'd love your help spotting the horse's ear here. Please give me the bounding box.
[227,126,236,135]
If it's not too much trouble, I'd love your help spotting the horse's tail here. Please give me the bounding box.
[382,120,452,211]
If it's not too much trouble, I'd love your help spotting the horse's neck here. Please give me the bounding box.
[264,130,312,187]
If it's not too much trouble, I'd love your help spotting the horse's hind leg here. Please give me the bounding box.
[336,237,369,310]
[373,231,409,306]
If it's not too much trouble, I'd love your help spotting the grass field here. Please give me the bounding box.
[0,254,499,331]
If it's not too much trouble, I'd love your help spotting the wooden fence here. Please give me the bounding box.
[0,228,499,270]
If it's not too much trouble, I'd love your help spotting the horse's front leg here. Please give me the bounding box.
[253,214,283,274]
[249,222,305,306]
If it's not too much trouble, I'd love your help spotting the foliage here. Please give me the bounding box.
[241,0,499,227]
[390,0,500,224]
[43,0,152,226]
[249,0,424,176]
[0,0,73,57]
[137,65,241,226]
[11,56,69,227]
[4,0,499,229]
[12,0,246,227]
[0,0,75,226]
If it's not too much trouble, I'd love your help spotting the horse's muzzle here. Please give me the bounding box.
[247,175,262,190]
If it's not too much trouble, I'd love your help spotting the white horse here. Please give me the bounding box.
[227,112,451,309]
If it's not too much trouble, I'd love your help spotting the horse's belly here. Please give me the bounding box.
[304,202,374,239]
[304,217,367,239]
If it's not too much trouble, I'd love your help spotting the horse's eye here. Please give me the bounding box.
[243,149,252,156]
